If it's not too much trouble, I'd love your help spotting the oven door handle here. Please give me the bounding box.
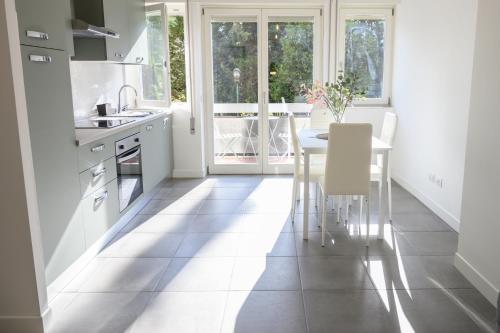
[117,146,141,164]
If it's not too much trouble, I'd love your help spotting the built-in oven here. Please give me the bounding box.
[115,133,143,212]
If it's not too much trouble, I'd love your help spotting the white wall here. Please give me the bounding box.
[455,0,500,308]
[70,62,125,120]
[0,0,47,331]
[391,0,478,230]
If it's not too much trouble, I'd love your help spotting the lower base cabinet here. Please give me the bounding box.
[82,179,120,247]
[142,116,172,193]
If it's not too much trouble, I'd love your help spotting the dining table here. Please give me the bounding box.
[297,128,393,240]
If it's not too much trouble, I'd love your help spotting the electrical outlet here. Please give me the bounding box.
[436,178,443,188]
[428,174,436,183]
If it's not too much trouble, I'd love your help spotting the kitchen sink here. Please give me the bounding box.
[105,110,156,117]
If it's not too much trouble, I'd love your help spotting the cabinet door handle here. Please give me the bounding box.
[94,190,109,203]
[29,54,52,63]
[91,144,105,152]
[146,125,154,131]
[92,168,107,178]
[136,57,144,63]
[26,30,49,40]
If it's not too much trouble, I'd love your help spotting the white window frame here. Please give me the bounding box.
[337,7,394,106]
[139,3,171,108]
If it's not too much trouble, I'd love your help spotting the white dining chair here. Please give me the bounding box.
[365,112,398,222]
[319,123,373,246]
[289,114,325,221]
[310,105,335,129]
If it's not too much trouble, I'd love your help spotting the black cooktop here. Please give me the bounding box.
[75,118,135,129]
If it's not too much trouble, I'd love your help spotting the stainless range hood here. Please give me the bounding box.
[72,19,119,39]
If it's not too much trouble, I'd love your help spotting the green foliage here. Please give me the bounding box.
[344,19,385,98]
[268,22,313,103]
[168,16,187,102]
[212,22,258,104]
[211,21,314,105]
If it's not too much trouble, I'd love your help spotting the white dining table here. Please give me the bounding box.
[297,128,392,240]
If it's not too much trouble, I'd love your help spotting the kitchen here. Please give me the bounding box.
[17,0,176,294]
[2,0,500,332]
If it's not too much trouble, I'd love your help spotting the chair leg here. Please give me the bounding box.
[291,178,298,222]
[345,196,350,223]
[336,196,341,224]
[317,190,322,228]
[321,194,327,247]
[365,195,370,247]
[388,178,393,221]
[359,195,364,226]
[315,183,319,208]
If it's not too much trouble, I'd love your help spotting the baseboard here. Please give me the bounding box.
[46,184,159,302]
[391,174,460,232]
[173,168,206,178]
[455,253,499,308]
[0,315,44,333]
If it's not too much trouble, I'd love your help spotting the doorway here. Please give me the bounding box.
[204,7,322,174]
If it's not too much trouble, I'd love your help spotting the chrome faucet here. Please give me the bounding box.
[118,84,138,113]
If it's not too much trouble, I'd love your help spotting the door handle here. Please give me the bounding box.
[29,55,52,63]
[91,144,105,152]
[92,168,107,178]
[94,190,109,203]
[26,30,49,40]
[136,57,144,63]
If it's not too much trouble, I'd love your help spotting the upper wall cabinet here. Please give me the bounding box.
[16,0,73,52]
[72,0,147,64]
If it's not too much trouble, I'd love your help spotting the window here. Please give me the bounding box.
[168,15,187,102]
[337,7,393,105]
[140,3,188,106]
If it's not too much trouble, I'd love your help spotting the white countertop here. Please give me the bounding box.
[75,110,172,146]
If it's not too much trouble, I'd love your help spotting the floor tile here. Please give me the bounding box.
[99,232,183,258]
[387,289,496,333]
[391,212,452,232]
[46,176,496,333]
[154,186,211,200]
[121,214,193,233]
[64,258,170,292]
[230,257,300,291]
[304,290,394,333]
[206,187,254,200]
[198,199,246,214]
[295,232,362,257]
[299,256,374,290]
[175,233,239,257]
[139,199,203,215]
[187,214,249,233]
[155,257,234,291]
[237,232,296,257]
[221,291,307,333]
[362,255,473,290]
[401,231,458,255]
[47,292,152,333]
[130,292,227,333]
[391,196,433,214]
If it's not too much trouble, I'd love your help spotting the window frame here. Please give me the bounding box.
[336,7,394,106]
[139,3,171,108]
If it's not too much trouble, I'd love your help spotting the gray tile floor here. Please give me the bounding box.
[47,176,498,333]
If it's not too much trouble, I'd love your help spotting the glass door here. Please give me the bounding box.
[205,8,321,174]
[205,9,263,174]
[262,9,322,174]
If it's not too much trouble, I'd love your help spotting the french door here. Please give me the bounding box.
[204,8,322,174]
